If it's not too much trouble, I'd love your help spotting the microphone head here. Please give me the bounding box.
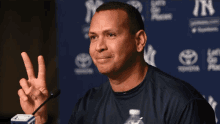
[50,89,61,98]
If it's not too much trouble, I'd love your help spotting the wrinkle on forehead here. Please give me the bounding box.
[89,9,129,33]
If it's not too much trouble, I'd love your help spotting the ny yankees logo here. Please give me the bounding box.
[193,0,215,17]
[144,45,157,67]
[85,0,103,23]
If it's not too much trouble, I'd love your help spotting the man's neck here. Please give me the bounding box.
[108,60,148,92]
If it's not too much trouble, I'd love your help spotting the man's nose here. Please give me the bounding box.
[95,37,107,52]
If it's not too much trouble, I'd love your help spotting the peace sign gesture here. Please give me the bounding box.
[18,52,49,124]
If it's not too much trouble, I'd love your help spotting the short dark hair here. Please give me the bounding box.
[96,1,145,35]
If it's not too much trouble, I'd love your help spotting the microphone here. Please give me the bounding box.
[11,89,61,124]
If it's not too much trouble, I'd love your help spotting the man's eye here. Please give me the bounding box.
[108,33,115,37]
[90,36,97,40]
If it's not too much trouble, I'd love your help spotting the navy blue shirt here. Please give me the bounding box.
[68,64,216,124]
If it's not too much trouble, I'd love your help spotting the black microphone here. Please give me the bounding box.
[11,89,61,124]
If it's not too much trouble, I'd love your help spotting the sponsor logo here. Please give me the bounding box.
[190,0,219,34]
[178,49,200,72]
[179,49,198,66]
[207,48,220,71]
[83,0,104,39]
[74,53,94,75]
[144,44,157,67]
[150,0,173,21]
[127,0,144,21]
[203,95,218,123]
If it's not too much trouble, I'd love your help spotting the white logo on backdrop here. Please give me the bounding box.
[179,49,198,66]
[203,95,218,123]
[144,45,157,67]
[193,0,215,17]
[85,0,104,23]
[189,0,219,34]
[83,0,104,39]
[178,49,200,72]
[150,0,173,21]
[75,53,92,68]
[74,53,94,75]
[207,48,220,71]
[127,0,144,21]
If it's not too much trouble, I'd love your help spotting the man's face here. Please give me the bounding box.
[89,9,137,76]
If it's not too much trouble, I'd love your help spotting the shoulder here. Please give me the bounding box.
[148,65,205,101]
[146,65,215,123]
[174,99,216,124]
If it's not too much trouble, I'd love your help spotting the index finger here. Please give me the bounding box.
[21,52,36,79]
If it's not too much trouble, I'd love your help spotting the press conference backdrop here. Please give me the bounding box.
[56,0,220,123]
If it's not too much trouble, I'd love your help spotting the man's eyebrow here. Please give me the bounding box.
[88,32,96,35]
[89,29,117,35]
[103,29,116,33]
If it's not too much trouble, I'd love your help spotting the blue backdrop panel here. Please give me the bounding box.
[56,0,220,123]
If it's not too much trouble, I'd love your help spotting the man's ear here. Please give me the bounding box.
[135,30,147,52]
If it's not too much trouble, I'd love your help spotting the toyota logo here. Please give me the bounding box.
[179,49,198,66]
[75,53,92,68]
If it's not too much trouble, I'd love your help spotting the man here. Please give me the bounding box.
[18,1,216,124]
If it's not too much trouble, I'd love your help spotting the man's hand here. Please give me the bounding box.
[18,52,49,123]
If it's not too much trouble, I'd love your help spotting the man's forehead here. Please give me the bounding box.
[89,9,129,32]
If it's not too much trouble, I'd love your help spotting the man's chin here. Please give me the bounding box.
[97,69,111,75]
[95,63,115,76]
[97,68,120,78]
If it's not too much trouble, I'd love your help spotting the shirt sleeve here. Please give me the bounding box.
[174,99,216,124]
